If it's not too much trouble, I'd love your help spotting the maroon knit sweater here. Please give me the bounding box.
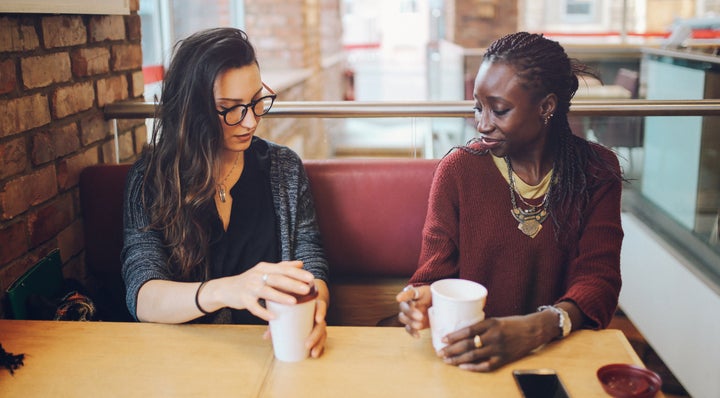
[409,145,623,328]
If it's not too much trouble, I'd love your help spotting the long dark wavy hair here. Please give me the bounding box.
[463,32,624,248]
[141,28,258,280]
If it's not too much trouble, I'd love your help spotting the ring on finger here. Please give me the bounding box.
[403,285,420,301]
[473,334,483,349]
[262,273,269,284]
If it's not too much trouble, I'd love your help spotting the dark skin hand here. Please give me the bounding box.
[397,286,586,372]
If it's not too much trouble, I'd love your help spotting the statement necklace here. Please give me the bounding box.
[217,153,240,203]
[505,156,555,238]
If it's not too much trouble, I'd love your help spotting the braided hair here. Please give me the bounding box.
[463,32,623,248]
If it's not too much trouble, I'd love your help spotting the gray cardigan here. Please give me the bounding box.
[121,138,329,320]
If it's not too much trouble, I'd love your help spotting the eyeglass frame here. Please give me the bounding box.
[216,82,277,126]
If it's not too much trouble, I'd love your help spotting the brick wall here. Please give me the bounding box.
[246,0,345,159]
[0,5,145,318]
[450,0,518,48]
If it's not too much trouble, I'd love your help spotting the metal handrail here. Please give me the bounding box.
[104,99,720,119]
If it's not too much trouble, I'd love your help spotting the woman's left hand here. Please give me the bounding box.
[306,279,329,358]
[438,312,555,372]
[264,279,329,358]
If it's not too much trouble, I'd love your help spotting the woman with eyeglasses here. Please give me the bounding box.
[121,28,329,357]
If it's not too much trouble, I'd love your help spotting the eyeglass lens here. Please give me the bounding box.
[223,96,274,125]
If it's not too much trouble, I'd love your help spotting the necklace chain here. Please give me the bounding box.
[217,153,240,203]
[504,156,555,238]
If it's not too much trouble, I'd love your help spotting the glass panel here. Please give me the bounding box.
[582,113,719,257]
[116,108,720,277]
[260,112,720,262]
[255,116,476,160]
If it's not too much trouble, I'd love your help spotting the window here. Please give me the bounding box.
[563,0,598,23]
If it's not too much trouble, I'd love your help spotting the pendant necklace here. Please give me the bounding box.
[504,156,555,238]
[217,153,240,203]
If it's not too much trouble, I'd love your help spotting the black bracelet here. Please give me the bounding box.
[195,281,211,315]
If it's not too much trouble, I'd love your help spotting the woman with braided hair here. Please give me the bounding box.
[395,32,624,371]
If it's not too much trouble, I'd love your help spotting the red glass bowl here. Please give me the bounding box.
[597,364,662,398]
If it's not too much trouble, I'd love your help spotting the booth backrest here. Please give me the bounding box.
[304,159,438,279]
[79,163,132,321]
[78,158,439,324]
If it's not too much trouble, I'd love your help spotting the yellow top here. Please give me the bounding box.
[492,154,552,199]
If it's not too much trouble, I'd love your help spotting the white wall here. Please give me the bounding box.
[620,213,720,398]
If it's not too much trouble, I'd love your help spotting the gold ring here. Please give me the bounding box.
[473,334,483,349]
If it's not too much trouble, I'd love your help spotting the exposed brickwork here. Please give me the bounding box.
[0,17,40,52]
[0,94,51,138]
[130,70,145,97]
[71,47,111,77]
[0,2,344,317]
[0,137,27,180]
[31,123,81,166]
[96,75,129,107]
[56,148,99,190]
[0,59,17,95]
[242,0,343,159]
[42,16,87,49]
[52,82,95,118]
[0,12,144,317]
[80,113,110,146]
[56,219,85,262]
[0,220,27,266]
[89,15,126,42]
[451,0,518,48]
[126,14,142,41]
[21,53,73,89]
[28,193,74,247]
[0,165,58,220]
[111,43,143,71]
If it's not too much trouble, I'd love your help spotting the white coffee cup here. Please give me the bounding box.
[266,286,317,362]
[429,279,488,351]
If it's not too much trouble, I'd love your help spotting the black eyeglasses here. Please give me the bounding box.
[216,82,276,126]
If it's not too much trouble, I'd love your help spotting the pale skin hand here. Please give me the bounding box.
[396,286,584,372]
[137,260,329,357]
[263,278,329,359]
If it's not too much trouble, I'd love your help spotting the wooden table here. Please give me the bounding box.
[0,320,661,397]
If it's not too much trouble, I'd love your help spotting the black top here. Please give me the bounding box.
[208,146,279,324]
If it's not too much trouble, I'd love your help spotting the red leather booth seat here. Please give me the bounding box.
[304,159,438,279]
[79,163,133,321]
[79,158,439,325]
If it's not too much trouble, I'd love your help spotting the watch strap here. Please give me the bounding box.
[537,305,571,339]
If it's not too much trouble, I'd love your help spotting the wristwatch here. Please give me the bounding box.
[537,305,571,339]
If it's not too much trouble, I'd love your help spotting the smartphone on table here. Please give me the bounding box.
[512,369,570,398]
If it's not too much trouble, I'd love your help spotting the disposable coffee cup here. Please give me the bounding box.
[267,285,318,362]
[429,279,487,351]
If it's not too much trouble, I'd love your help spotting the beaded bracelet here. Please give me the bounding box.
[195,281,211,315]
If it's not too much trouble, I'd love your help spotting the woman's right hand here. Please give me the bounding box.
[395,285,432,338]
[205,260,316,321]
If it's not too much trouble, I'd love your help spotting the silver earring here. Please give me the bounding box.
[544,113,553,126]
